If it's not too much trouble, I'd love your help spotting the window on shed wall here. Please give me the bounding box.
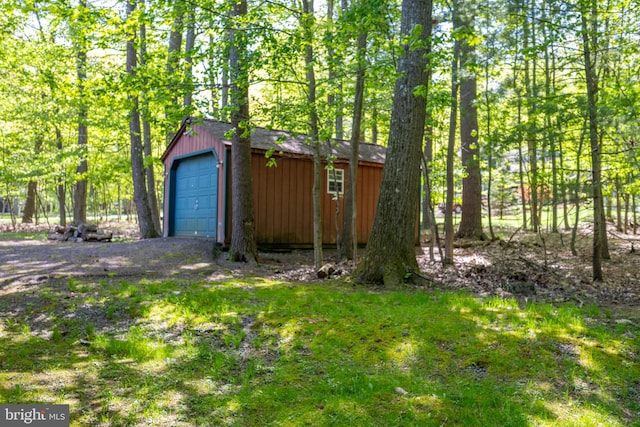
[327,168,345,195]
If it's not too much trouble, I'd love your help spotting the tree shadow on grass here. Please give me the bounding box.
[1,277,638,426]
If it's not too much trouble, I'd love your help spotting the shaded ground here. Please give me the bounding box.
[418,225,640,309]
[1,223,639,426]
[1,222,639,310]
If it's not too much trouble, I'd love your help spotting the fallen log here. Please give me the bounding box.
[78,223,98,235]
[84,232,113,242]
[48,232,65,241]
[48,222,112,243]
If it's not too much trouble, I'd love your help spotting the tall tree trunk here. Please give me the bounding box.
[22,181,37,224]
[484,58,495,240]
[73,1,88,224]
[543,18,559,233]
[208,20,221,118]
[633,195,637,235]
[524,0,539,232]
[326,0,339,139]
[571,119,586,256]
[340,31,367,261]
[559,137,570,230]
[512,30,528,230]
[127,0,159,239]
[183,3,196,109]
[228,0,258,263]
[139,0,162,234]
[623,187,629,235]
[55,126,66,226]
[421,0,435,238]
[444,16,461,265]
[422,119,434,233]
[615,175,623,232]
[371,106,378,145]
[334,0,346,140]
[353,0,431,285]
[580,0,604,281]
[517,100,527,230]
[165,0,184,144]
[22,134,42,224]
[456,3,484,240]
[302,0,323,270]
[221,42,229,114]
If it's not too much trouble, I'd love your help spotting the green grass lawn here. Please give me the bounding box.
[1,275,639,426]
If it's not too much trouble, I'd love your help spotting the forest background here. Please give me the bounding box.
[1,0,639,282]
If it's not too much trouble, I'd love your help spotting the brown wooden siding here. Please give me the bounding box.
[323,161,383,245]
[250,153,316,246]
[163,121,384,247]
[247,155,382,247]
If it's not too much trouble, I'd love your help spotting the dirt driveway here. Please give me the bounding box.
[2,228,639,310]
[0,237,223,286]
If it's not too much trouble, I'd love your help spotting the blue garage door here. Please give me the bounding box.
[174,153,218,237]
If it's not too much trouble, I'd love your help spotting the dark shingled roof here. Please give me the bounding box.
[195,119,386,164]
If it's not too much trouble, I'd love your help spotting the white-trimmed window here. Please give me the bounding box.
[327,168,345,195]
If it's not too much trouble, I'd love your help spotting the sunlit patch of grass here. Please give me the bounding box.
[0,230,46,240]
[1,274,639,426]
[91,327,173,362]
[538,399,627,426]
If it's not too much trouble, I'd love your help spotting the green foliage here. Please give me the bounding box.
[0,0,639,249]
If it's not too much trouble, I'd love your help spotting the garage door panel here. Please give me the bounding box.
[173,153,218,238]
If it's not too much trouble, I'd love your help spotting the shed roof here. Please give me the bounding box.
[163,118,386,164]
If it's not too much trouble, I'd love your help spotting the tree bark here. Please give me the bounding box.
[559,137,570,230]
[55,126,66,226]
[615,175,623,232]
[580,0,604,281]
[571,119,586,256]
[73,1,88,225]
[302,0,323,270]
[444,14,461,265]
[165,0,184,144]
[456,3,484,240]
[139,0,162,234]
[524,0,539,232]
[483,52,495,240]
[353,0,430,285]
[228,0,258,264]
[340,31,367,261]
[183,3,196,108]
[22,180,37,224]
[543,19,559,234]
[127,0,159,239]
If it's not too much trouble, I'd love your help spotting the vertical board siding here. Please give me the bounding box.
[357,164,382,244]
[252,155,318,246]
[163,122,384,247]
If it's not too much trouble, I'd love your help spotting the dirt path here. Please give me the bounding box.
[0,238,221,287]
[1,225,639,312]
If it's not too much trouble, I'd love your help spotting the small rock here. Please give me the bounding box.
[395,387,408,395]
[316,263,336,279]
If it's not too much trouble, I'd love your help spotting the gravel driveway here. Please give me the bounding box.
[0,237,221,287]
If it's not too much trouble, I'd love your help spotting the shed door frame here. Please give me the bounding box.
[168,149,220,238]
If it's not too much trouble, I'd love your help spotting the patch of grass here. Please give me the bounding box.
[0,276,638,426]
[0,230,47,240]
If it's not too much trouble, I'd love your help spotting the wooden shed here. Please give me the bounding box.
[160,118,386,248]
